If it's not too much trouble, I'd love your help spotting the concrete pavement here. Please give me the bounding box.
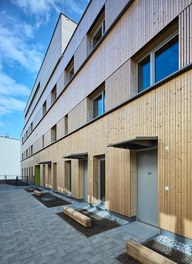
[0,184,159,264]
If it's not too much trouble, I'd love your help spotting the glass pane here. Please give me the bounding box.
[138,55,150,92]
[103,91,106,113]
[93,94,102,118]
[93,26,102,48]
[155,35,178,83]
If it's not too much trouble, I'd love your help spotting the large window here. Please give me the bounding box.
[138,35,178,92]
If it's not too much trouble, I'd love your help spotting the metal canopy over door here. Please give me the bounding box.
[137,149,158,226]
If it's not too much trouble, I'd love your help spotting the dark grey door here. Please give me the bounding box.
[84,160,88,202]
[137,149,158,226]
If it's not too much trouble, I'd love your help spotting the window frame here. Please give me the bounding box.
[137,32,179,92]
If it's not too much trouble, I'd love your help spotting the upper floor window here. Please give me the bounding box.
[30,145,33,155]
[51,125,57,143]
[51,84,57,104]
[64,114,68,135]
[42,135,44,148]
[42,101,47,116]
[93,91,105,118]
[87,82,106,120]
[65,57,74,82]
[138,34,178,92]
[30,122,33,133]
[88,8,105,52]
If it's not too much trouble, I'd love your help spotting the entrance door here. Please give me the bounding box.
[84,160,88,202]
[53,163,57,190]
[98,159,105,201]
[42,165,45,186]
[137,149,158,226]
[35,165,40,186]
[65,161,71,193]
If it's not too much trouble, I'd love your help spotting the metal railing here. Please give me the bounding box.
[0,175,34,184]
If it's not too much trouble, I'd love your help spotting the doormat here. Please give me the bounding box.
[25,187,42,192]
[32,192,71,207]
[57,208,120,237]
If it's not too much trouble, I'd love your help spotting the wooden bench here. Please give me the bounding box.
[126,240,176,264]
[64,207,92,227]
[34,190,42,197]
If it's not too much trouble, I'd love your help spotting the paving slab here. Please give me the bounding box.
[0,184,159,263]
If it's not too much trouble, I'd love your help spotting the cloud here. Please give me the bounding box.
[0,95,26,116]
[0,12,44,74]
[64,0,89,15]
[12,0,90,25]
[0,70,30,97]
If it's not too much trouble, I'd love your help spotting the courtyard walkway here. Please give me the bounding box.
[0,184,159,264]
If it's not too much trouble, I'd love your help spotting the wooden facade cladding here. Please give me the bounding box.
[23,68,192,239]
[179,3,192,68]
[21,0,192,154]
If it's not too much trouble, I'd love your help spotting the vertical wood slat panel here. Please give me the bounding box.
[179,3,192,68]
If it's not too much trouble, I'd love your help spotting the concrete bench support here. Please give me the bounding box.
[64,207,92,227]
[34,190,42,197]
[126,240,176,264]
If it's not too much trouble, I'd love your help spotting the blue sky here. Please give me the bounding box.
[0,0,89,139]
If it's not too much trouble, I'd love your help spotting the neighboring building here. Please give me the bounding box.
[21,0,192,241]
[0,136,20,178]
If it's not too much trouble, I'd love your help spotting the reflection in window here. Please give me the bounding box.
[92,20,105,48]
[138,55,150,92]
[155,35,178,83]
[93,91,105,118]
[138,34,178,92]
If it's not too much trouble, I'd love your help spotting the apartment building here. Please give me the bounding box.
[21,0,192,241]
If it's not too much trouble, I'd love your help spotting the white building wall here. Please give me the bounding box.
[0,136,20,178]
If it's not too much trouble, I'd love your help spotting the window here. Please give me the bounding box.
[30,122,33,133]
[87,83,106,120]
[51,84,57,104]
[51,125,57,143]
[65,57,74,82]
[93,91,106,118]
[42,135,44,148]
[30,145,33,155]
[26,149,28,158]
[42,101,47,116]
[92,20,105,48]
[88,8,105,52]
[64,115,68,135]
[138,34,178,92]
